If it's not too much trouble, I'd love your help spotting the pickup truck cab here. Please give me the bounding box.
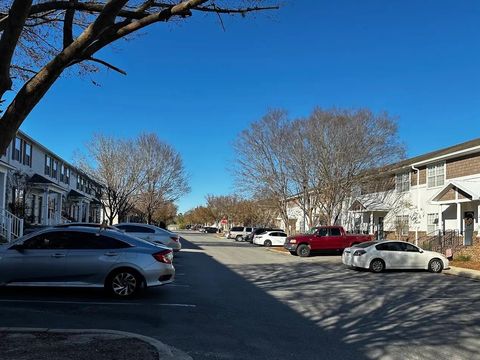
[284,226,372,257]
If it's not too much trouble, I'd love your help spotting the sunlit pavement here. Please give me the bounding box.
[1,232,479,360]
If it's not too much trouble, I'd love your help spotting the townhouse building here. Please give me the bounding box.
[282,138,480,248]
[0,131,102,241]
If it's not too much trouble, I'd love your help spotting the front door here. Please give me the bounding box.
[464,211,474,246]
[377,217,384,241]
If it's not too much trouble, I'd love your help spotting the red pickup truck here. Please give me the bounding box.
[284,226,372,257]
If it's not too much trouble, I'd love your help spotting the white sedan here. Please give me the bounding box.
[342,240,449,273]
[115,223,182,252]
[253,231,287,247]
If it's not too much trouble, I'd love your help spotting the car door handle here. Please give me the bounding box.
[51,253,65,258]
[104,252,119,257]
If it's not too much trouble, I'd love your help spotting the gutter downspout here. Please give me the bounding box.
[411,165,420,245]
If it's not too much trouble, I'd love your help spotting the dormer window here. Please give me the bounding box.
[395,172,410,192]
[427,162,445,188]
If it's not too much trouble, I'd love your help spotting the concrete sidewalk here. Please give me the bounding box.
[444,266,480,281]
[0,328,192,360]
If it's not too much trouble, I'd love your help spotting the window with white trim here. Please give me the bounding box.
[24,142,32,166]
[427,162,445,188]
[45,155,51,176]
[395,172,410,192]
[395,215,409,236]
[427,213,439,235]
[12,137,21,161]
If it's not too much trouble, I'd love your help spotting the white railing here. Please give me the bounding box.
[0,209,24,242]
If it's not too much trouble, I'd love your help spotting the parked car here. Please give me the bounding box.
[342,240,449,273]
[245,228,284,243]
[54,222,121,231]
[0,227,175,297]
[202,226,218,234]
[284,226,372,257]
[115,223,182,252]
[253,230,287,247]
[227,226,253,241]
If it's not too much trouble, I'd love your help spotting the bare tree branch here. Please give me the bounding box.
[0,0,33,101]
[87,57,127,75]
[63,0,77,48]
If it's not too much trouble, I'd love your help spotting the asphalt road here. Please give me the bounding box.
[1,232,480,360]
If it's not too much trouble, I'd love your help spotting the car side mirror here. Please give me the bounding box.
[419,249,424,253]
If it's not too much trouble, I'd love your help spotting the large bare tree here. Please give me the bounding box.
[78,133,146,225]
[135,133,189,224]
[293,108,405,226]
[233,109,293,232]
[234,107,406,232]
[0,0,278,154]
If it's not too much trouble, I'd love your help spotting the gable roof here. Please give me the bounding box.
[431,180,480,203]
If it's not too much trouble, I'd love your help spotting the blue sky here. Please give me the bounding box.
[18,0,480,213]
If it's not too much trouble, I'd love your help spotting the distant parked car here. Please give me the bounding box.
[115,223,182,252]
[245,228,284,243]
[342,240,449,273]
[203,227,218,234]
[0,227,175,297]
[227,227,253,241]
[253,231,287,247]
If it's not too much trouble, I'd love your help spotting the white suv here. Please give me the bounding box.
[227,226,253,241]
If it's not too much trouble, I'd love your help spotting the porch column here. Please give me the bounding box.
[457,202,462,235]
[85,202,90,222]
[438,205,443,235]
[0,171,6,211]
[370,212,374,234]
[57,193,63,224]
[78,202,83,222]
[478,203,480,233]
[42,189,49,225]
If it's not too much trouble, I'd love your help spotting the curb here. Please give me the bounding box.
[267,247,291,255]
[444,266,480,282]
[0,327,192,360]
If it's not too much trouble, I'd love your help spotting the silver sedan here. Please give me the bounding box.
[0,226,175,298]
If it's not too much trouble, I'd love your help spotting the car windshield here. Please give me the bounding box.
[352,241,377,248]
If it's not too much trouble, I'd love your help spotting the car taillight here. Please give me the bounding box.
[170,236,180,242]
[353,250,366,256]
[153,250,173,264]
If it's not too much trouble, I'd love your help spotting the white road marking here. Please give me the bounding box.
[0,299,196,307]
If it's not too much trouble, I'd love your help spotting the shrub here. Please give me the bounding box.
[455,254,472,262]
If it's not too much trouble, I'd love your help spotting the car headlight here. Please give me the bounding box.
[289,239,297,244]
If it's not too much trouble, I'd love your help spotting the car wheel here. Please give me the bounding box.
[235,235,243,241]
[428,258,443,273]
[369,259,385,273]
[296,244,310,257]
[106,269,144,298]
[264,240,272,247]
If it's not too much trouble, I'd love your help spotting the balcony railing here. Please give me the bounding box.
[0,209,24,242]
